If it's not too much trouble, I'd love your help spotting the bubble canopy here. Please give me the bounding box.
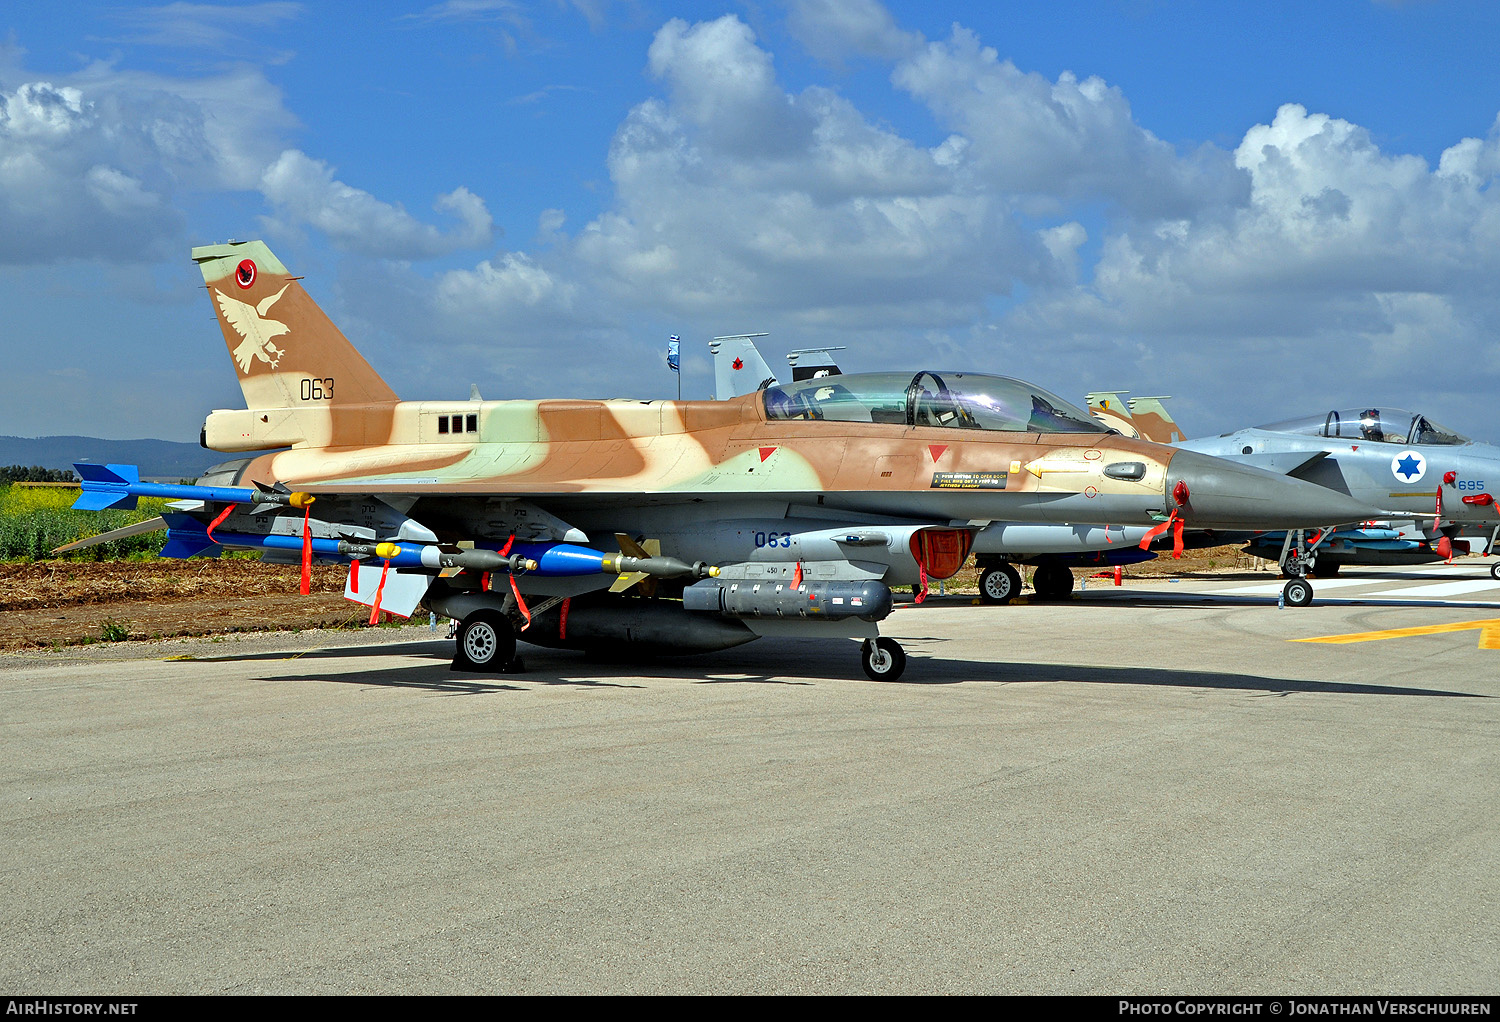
[1256,408,1470,446]
[761,371,1103,434]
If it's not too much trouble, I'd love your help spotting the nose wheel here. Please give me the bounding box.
[1282,577,1314,607]
[860,637,907,681]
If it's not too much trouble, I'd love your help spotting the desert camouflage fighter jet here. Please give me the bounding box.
[71,241,1382,679]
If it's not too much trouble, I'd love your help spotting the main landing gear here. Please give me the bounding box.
[1031,563,1075,601]
[861,637,907,681]
[978,562,1022,604]
[452,610,524,673]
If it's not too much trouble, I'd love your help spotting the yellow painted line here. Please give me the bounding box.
[1294,617,1500,650]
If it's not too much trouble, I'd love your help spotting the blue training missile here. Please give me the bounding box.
[72,463,308,512]
[158,515,716,581]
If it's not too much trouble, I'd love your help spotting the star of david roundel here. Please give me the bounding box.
[1391,450,1426,484]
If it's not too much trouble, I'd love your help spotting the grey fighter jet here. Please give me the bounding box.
[1177,406,1500,581]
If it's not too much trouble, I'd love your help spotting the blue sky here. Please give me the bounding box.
[3,0,1500,444]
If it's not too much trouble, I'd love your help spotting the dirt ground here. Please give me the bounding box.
[0,560,370,653]
[0,545,1264,653]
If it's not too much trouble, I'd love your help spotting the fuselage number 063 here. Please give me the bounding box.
[300,377,334,401]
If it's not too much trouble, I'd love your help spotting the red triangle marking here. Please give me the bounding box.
[928,444,948,463]
[759,446,777,462]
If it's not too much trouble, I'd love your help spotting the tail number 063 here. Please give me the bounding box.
[300,377,334,401]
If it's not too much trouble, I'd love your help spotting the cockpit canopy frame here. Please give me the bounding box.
[1257,407,1469,446]
[761,371,1104,434]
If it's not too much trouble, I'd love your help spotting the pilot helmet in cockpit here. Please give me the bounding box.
[1359,408,1384,442]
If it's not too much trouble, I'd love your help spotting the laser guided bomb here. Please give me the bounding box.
[62,241,1385,680]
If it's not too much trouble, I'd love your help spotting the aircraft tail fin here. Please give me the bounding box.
[709,333,777,399]
[1084,391,1140,438]
[1125,396,1186,443]
[786,346,846,382]
[192,241,399,412]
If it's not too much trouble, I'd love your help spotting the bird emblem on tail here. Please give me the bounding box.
[215,284,291,373]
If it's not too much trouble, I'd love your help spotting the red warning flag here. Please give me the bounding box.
[300,504,313,595]
[510,574,532,631]
[1139,509,1183,558]
[368,558,391,625]
[206,503,236,545]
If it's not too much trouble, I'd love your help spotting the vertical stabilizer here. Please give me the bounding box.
[192,241,398,410]
[1085,391,1140,438]
[710,333,777,399]
[1125,396,1186,443]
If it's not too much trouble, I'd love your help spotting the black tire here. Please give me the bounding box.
[1032,563,1075,601]
[1282,578,1314,608]
[453,611,516,672]
[1490,561,1500,581]
[860,637,906,681]
[1313,561,1341,577]
[979,563,1021,604]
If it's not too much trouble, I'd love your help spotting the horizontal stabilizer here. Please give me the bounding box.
[52,516,167,555]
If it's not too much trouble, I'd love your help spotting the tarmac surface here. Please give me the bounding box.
[3,562,1499,994]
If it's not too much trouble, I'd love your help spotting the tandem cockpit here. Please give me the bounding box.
[1257,408,1470,447]
[761,371,1104,434]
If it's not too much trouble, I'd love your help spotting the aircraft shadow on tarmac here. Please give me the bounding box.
[217,636,1484,700]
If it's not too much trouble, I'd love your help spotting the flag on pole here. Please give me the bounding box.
[667,334,680,373]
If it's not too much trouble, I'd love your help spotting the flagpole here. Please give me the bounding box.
[668,333,682,401]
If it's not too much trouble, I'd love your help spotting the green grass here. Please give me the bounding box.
[99,619,131,642]
[0,484,170,561]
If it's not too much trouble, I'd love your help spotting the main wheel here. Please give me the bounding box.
[1282,578,1314,607]
[1490,561,1500,581]
[860,637,907,681]
[1313,561,1341,577]
[453,611,516,672]
[1032,563,1075,601]
[979,563,1022,604]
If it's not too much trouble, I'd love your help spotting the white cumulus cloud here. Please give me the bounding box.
[259,149,495,259]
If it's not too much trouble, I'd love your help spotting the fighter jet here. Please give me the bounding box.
[1174,406,1500,580]
[1081,395,1500,589]
[68,241,1382,679]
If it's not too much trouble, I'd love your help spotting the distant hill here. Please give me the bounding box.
[0,435,218,481]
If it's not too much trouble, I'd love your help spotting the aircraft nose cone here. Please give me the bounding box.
[1166,450,1382,529]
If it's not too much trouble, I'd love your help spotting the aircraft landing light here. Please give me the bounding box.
[1293,618,1500,651]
